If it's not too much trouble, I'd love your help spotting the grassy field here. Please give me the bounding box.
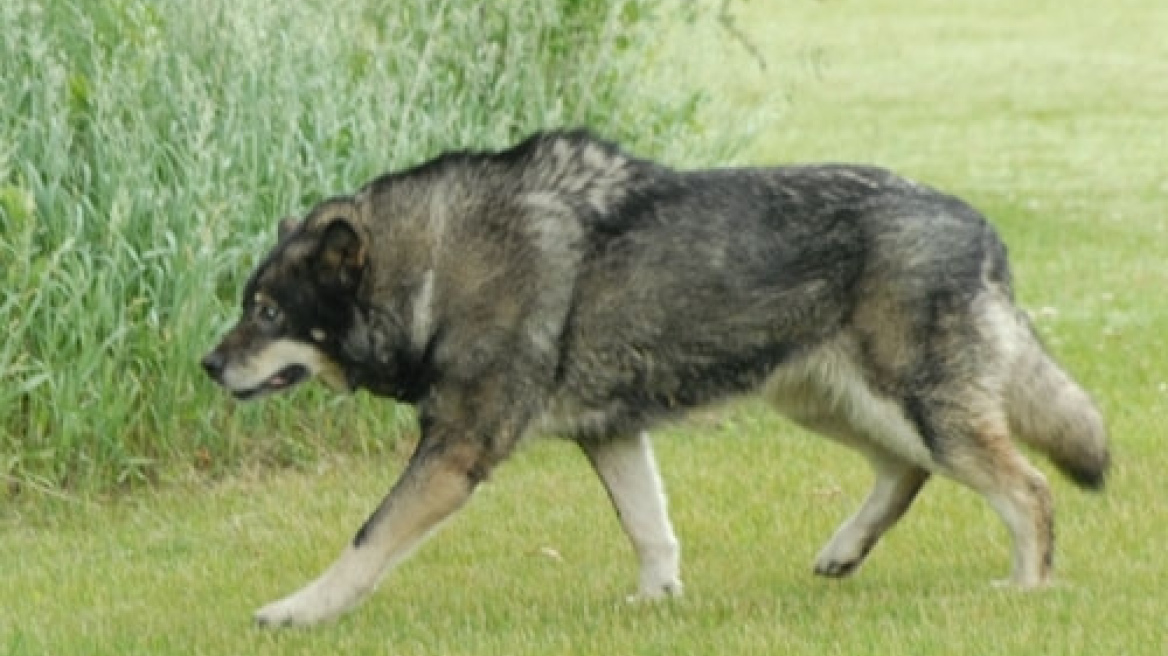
[3,0,1167,654]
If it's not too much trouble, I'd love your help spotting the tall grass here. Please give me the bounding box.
[0,0,700,492]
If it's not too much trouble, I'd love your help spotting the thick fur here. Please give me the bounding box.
[202,129,1109,626]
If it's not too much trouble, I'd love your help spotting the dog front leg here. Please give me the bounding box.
[254,437,490,627]
[581,432,682,600]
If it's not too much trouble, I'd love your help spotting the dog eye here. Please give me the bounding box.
[256,304,282,324]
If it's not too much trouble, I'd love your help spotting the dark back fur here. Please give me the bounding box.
[259,130,1013,440]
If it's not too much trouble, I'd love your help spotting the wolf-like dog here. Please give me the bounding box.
[202,129,1109,626]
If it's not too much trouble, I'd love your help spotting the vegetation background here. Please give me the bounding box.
[2,0,1166,654]
[0,0,705,491]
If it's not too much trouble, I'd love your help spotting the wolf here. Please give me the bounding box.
[202,129,1109,626]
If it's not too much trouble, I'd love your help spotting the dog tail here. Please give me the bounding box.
[1005,315,1110,490]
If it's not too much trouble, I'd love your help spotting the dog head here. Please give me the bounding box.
[201,198,367,400]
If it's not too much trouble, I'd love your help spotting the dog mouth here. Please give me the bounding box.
[232,364,311,400]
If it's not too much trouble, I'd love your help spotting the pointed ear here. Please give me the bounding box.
[277,216,301,240]
[315,216,367,290]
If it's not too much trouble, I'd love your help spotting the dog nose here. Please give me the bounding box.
[201,351,226,380]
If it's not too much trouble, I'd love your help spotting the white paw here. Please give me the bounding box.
[253,578,371,627]
[254,596,314,628]
[813,533,870,578]
[254,589,347,628]
[990,577,1050,590]
[627,578,683,603]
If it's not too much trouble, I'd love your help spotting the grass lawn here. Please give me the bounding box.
[3,431,1164,655]
[3,0,1166,653]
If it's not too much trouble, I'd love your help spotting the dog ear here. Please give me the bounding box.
[315,216,367,290]
[277,216,302,240]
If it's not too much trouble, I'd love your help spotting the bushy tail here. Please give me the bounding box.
[1006,321,1110,490]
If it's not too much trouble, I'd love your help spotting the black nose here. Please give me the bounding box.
[201,351,225,380]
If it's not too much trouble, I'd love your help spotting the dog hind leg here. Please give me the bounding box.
[765,347,934,579]
[581,432,683,600]
[921,401,1055,587]
[814,455,930,577]
[951,447,1053,587]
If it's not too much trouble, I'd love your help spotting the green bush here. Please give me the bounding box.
[0,0,698,491]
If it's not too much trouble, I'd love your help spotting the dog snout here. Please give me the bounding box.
[201,350,226,381]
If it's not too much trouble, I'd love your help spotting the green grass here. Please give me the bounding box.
[3,433,1165,655]
[4,0,1168,653]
